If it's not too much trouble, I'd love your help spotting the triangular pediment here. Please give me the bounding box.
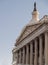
[15,15,48,45]
[16,23,41,45]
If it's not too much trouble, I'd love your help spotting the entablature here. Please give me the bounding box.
[15,22,48,51]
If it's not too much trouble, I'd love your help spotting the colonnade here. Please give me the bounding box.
[16,34,45,65]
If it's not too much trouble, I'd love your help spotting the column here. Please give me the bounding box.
[22,47,25,64]
[45,32,48,65]
[30,42,33,65]
[26,45,29,64]
[39,35,43,65]
[16,52,19,64]
[34,38,38,65]
[19,50,21,64]
[18,51,20,64]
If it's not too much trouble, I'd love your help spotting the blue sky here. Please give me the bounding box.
[0,0,48,65]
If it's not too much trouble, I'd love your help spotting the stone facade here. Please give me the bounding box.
[12,2,48,65]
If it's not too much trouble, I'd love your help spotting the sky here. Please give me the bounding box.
[0,0,48,65]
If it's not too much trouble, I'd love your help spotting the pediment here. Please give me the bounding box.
[16,23,41,45]
[15,15,48,45]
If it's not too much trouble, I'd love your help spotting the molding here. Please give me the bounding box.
[16,15,48,45]
[14,23,48,51]
[16,23,41,45]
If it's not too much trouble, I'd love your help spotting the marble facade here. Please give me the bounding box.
[12,2,48,65]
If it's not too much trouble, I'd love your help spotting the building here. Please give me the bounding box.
[12,2,48,65]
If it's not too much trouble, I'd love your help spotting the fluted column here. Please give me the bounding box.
[34,38,38,65]
[30,42,33,65]
[39,35,43,65]
[16,52,19,64]
[26,45,29,64]
[22,47,25,64]
[19,50,21,64]
[45,32,48,65]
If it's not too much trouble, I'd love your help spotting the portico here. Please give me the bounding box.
[12,2,48,65]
